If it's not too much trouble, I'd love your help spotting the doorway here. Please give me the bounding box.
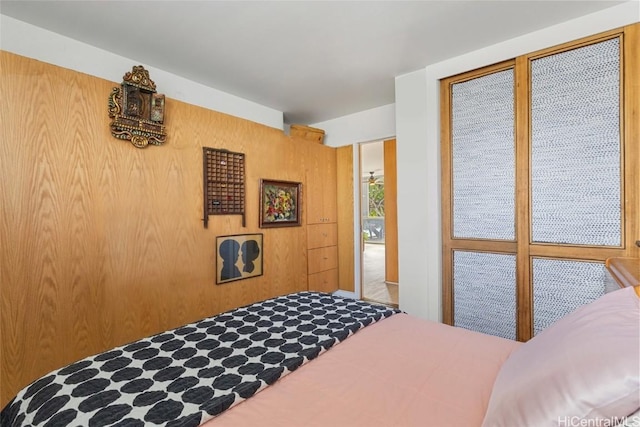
[360,139,398,307]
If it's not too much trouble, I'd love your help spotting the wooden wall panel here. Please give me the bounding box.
[337,146,354,291]
[383,139,398,284]
[623,23,640,259]
[0,51,309,407]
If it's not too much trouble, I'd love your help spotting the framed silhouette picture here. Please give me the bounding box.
[216,233,263,284]
[259,179,301,228]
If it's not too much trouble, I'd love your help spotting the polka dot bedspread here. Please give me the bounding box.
[1,292,400,427]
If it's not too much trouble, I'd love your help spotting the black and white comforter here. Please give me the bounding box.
[1,292,400,427]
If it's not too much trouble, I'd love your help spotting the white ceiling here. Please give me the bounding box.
[0,1,625,125]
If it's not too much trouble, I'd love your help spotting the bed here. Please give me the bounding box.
[2,287,639,427]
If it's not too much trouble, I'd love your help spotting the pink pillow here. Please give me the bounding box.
[482,286,640,427]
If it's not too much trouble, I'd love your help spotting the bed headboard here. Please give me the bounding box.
[604,257,640,297]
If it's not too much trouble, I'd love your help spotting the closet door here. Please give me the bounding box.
[524,32,636,337]
[441,62,518,340]
[442,25,639,341]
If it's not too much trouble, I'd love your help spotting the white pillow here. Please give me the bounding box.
[482,286,640,427]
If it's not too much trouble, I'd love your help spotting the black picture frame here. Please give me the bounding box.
[216,233,263,284]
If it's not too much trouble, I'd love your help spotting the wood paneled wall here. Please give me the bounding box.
[336,146,354,291]
[383,139,398,284]
[0,52,311,407]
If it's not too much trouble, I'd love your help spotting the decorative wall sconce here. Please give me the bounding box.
[108,65,167,148]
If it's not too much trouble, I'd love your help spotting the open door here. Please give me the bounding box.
[384,139,398,285]
[360,139,399,306]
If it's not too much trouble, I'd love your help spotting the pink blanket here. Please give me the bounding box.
[207,313,520,427]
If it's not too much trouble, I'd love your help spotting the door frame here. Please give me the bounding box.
[359,139,399,307]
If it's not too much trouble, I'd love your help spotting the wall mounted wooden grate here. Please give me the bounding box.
[203,148,246,228]
[108,65,167,148]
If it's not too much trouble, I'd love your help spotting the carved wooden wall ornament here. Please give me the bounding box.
[108,65,167,148]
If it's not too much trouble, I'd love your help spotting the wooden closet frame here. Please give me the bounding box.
[440,24,640,341]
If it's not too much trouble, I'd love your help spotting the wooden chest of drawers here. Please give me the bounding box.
[307,223,338,293]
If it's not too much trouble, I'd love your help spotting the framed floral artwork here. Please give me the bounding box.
[259,179,301,228]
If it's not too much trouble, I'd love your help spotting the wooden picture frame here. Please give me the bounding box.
[216,233,263,284]
[259,179,302,228]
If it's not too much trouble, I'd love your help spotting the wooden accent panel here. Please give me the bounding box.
[307,223,337,249]
[308,246,338,274]
[336,145,354,292]
[440,77,454,325]
[515,54,532,341]
[383,139,398,284]
[623,24,640,259]
[0,52,312,407]
[290,124,324,144]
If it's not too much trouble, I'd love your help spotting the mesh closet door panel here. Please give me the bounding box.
[532,258,606,335]
[453,251,517,340]
[530,38,621,246]
[451,69,515,241]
